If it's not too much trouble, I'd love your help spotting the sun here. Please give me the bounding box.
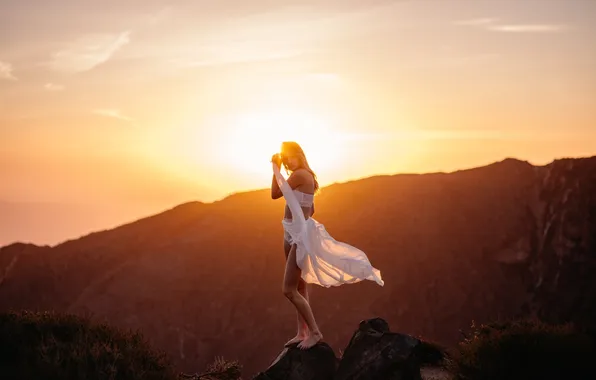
[218,109,342,178]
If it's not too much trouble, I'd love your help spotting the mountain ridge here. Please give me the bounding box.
[1,156,537,250]
[1,155,594,376]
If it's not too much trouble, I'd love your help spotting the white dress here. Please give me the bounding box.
[273,163,385,288]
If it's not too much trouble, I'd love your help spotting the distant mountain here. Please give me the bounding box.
[1,156,595,376]
[0,201,164,246]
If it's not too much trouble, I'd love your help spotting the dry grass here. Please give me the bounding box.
[0,310,176,380]
[449,319,595,380]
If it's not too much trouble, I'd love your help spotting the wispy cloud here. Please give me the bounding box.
[0,61,17,80]
[453,18,498,26]
[399,52,500,70]
[435,53,500,68]
[44,83,65,91]
[342,129,542,142]
[487,24,566,33]
[454,17,566,33]
[49,31,131,73]
[172,48,303,68]
[93,109,132,122]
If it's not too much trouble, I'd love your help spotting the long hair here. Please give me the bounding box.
[280,141,320,193]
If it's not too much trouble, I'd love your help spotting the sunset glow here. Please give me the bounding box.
[217,109,341,175]
[1,0,595,245]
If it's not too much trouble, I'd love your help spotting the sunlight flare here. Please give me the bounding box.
[218,109,342,177]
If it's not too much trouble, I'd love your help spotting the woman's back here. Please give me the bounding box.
[284,168,315,221]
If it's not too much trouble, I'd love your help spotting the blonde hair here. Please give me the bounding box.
[280,141,320,193]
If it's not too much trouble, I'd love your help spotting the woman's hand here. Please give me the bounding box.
[271,153,282,167]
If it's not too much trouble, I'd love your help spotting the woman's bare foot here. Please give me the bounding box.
[284,333,307,347]
[285,322,309,347]
[297,331,323,350]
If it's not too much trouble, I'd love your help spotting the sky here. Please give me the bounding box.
[1,0,595,244]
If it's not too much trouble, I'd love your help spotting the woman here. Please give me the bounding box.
[270,141,384,350]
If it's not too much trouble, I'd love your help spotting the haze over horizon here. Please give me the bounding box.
[2,0,595,245]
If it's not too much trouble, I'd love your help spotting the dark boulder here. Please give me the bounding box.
[253,318,445,380]
[253,342,337,380]
[335,318,423,380]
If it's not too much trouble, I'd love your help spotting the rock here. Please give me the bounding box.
[252,342,337,380]
[335,318,423,380]
[420,367,451,380]
[253,318,446,380]
[525,157,596,330]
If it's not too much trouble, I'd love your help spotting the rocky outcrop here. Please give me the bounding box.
[335,318,424,380]
[525,157,596,330]
[489,157,596,330]
[254,318,441,380]
[253,342,337,380]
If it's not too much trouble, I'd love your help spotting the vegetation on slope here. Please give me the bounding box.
[0,310,176,380]
[2,310,595,380]
[450,318,595,380]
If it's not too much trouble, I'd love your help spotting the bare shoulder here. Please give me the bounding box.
[293,168,313,182]
[293,169,315,193]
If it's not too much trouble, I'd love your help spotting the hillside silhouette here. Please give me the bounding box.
[1,156,595,375]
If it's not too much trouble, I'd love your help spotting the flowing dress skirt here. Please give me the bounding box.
[273,163,384,288]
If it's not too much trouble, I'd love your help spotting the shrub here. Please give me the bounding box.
[203,357,242,380]
[179,356,242,380]
[0,310,176,380]
[450,318,595,380]
[180,357,242,380]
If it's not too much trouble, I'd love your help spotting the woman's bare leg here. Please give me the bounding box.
[284,239,309,346]
[298,278,310,330]
[283,244,322,349]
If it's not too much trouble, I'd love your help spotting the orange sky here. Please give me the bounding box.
[1,0,595,245]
